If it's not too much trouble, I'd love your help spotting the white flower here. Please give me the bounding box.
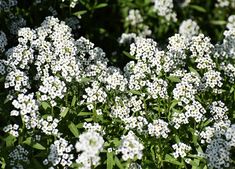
[117,131,144,161]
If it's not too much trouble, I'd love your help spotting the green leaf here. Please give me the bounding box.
[60,107,69,118]
[41,102,50,110]
[32,143,46,150]
[84,118,93,122]
[112,138,121,146]
[129,90,142,95]
[94,3,108,9]
[107,152,114,169]
[167,76,181,83]
[68,122,79,137]
[23,137,32,145]
[164,154,183,166]
[78,112,93,116]
[115,156,124,169]
[71,95,76,107]
[73,10,87,18]
[79,77,91,83]
[0,157,6,169]
[4,135,16,147]
[169,100,178,110]
[210,20,226,25]
[189,67,200,77]
[24,137,46,150]
[189,5,207,13]
[123,51,136,60]
[190,159,200,167]
[76,123,84,128]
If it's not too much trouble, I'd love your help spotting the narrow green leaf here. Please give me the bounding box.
[32,143,46,150]
[60,107,69,118]
[123,51,136,60]
[71,95,76,107]
[84,118,93,122]
[41,102,50,110]
[167,76,181,83]
[129,90,142,95]
[79,77,91,83]
[189,5,207,13]
[115,156,124,169]
[24,137,46,150]
[68,122,79,137]
[169,100,178,110]
[94,3,108,9]
[73,10,87,18]
[189,67,200,77]
[78,112,93,116]
[210,20,226,25]
[164,154,183,166]
[107,152,114,169]
[76,123,84,128]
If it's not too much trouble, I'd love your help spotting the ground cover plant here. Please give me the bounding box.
[1,0,235,169]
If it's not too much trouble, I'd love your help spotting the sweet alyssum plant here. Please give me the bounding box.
[1,9,235,169]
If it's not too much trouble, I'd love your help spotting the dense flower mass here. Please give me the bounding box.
[1,1,235,169]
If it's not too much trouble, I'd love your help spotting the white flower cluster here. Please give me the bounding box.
[172,142,191,158]
[172,101,206,129]
[117,131,144,161]
[226,15,235,30]
[111,97,130,119]
[11,93,39,130]
[221,63,235,83]
[118,33,137,44]
[205,138,230,169]
[203,70,223,89]
[0,0,17,11]
[173,72,201,105]
[179,19,200,40]
[83,122,104,134]
[38,76,67,106]
[225,124,235,147]
[215,21,235,59]
[126,9,143,26]
[209,101,228,121]
[167,34,188,66]
[123,115,148,132]
[119,9,151,44]
[5,68,29,92]
[4,16,82,107]
[190,34,214,59]
[148,119,170,138]
[9,145,29,168]
[104,67,127,92]
[216,0,235,8]
[3,124,19,137]
[83,81,107,110]
[38,116,60,136]
[75,131,104,169]
[0,31,7,53]
[152,0,177,22]
[44,138,74,167]
[146,78,168,99]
